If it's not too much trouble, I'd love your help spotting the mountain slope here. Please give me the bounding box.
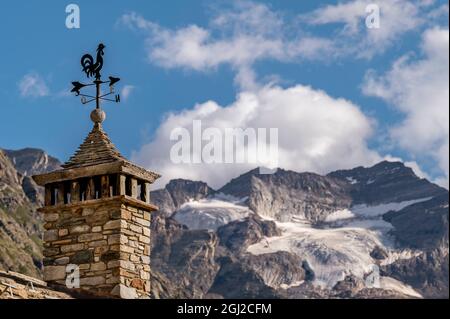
[0,148,61,277]
[152,161,448,298]
[219,169,352,223]
[0,149,448,298]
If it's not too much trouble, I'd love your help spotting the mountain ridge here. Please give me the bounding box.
[150,160,448,298]
[0,148,448,298]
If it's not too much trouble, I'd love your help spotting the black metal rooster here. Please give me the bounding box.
[71,43,121,110]
[81,43,105,80]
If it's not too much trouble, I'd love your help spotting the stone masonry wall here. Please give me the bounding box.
[41,199,151,298]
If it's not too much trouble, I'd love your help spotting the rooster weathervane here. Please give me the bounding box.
[71,43,121,112]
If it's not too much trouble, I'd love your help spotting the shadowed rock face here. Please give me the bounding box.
[208,256,281,299]
[381,249,449,299]
[150,212,220,298]
[151,179,214,217]
[217,215,281,254]
[1,152,449,299]
[383,194,449,250]
[328,161,447,205]
[0,149,57,278]
[241,252,306,289]
[380,194,449,298]
[219,169,352,223]
[3,148,61,177]
[147,161,448,299]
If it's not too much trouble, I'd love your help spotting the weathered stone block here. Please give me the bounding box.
[94,246,109,255]
[91,262,106,271]
[107,234,126,245]
[70,250,94,264]
[101,251,120,262]
[80,276,105,286]
[70,225,90,234]
[129,224,142,233]
[44,213,59,222]
[52,239,73,245]
[43,247,60,257]
[120,260,135,272]
[58,228,69,237]
[86,211,109,224]
[78,233,103,242]
[106,276,120,284]
[55,256,70,265]
[131,279,144,290]
[104,219,121,230]
[44,266,66,281]
[107,260,121,269]
[111,284,137,299]
[82,208,95,216]
[138,235,150,244]
[61,243,85,253]
[133,217,150,227]
[92,226,102,232]
[88,240,108,247]
[120,245,135,253]
[44,230,59,241]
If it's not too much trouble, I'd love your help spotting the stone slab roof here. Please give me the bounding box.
[33,117,160,186]
[0,270,73,299]
[62,123,126,169]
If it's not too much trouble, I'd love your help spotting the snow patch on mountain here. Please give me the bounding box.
[173,194,251,230]
[246,198,431,296]
[324,209,355,222]
[351,197,433,217]
[247,219,387,289]
[379,277,422,298]
[171,188,431,297]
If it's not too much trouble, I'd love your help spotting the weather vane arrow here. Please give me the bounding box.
[71,43,121,112]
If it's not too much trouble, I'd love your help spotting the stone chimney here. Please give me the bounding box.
[33,108,160,298]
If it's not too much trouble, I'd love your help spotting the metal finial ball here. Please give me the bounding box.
[90,108,106,123]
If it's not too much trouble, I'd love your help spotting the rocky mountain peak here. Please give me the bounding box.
[219,168,351,223]
[151,179,215,217]
[2,148,61,176]
[328,161,446,205]
[165,179,215,206]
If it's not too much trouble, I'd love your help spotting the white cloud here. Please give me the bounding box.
[119,3,334,90]
[18,72,49,98]
[120,0,443,77]
[131,84,381,189]
[121,1,448,188]
[302,0,427,58]
[121,85,135,101]
[363,28,449,187]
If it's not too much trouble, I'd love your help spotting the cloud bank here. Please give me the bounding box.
[122,1,448,188]
[131,84,381,189]
[18,72,49,98]
[363,27,449,187]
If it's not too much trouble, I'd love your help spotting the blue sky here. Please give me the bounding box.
[0,0,448,188]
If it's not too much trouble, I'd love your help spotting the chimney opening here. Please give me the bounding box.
[79,178,88,201]
[109,174,117,196]
[125,176,132,196]
[51,185,57,205]
[64,181,71,204]
[93,176,102,199]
